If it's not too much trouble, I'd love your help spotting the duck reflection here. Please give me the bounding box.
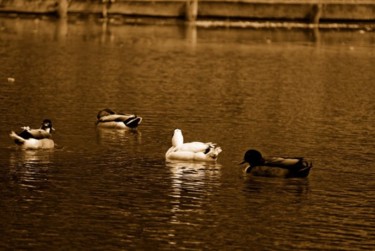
[9,149,54,165]
[8,149,54,189]
[166,160,221,225]
[96,127,142,147]
[243,175,310,198]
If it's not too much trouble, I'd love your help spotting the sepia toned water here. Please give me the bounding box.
[0,16,374,250]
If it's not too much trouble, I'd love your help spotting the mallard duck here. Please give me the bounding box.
[9,119,55,150]
[96,108,142,129]
[165,129,222,162]
[241,149,312,178]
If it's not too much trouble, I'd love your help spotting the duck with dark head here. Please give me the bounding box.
[9,119,55,150]
[96,108,142,129]
[241,149,312,178]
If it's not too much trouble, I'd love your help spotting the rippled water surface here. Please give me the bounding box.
[0,16,374,250]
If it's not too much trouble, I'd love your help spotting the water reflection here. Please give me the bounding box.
[95,127,142,147]
[166,161,221,225]
[54,18,68,41]
[167,160,221,186]
[242,174,310,201]
[9,149,54,165]
[8,149,54,190]
[184,23,197,45]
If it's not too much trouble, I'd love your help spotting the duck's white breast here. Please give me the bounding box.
[22,138,54,150]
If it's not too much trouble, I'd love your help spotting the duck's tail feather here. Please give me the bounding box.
[205,144,222,159]
[124,116,142,128]
[9,131,25,144]
[303,160,313,169]
[293,160,312,178]
[289,158,312,170]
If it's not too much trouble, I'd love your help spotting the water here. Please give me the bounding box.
[0,16,374,250]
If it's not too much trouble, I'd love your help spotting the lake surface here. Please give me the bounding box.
[0,16,374,250]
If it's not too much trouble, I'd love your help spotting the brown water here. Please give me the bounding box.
[0,16,374,250]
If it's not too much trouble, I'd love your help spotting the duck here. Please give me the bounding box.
[240,149,312,178]
[96,108,142,129]
[9,119,55,150]
[165,129,222,162]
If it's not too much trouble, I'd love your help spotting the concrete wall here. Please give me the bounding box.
[0,0,57,14]
[0,0,374,22]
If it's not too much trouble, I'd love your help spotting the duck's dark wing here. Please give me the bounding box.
[265,157,299,165]
[18,130,34,139]
[265,157,312,177]
[18,129,51,139]
[265,157,307,169]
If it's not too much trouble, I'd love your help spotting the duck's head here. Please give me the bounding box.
[240,149,265,173]
[97,108,115,119]
[41,119,54,133]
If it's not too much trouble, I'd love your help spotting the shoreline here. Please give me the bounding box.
[0,0,374,30]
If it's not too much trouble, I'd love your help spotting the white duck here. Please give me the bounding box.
[96,108,142,129]
[165,129,222,162]
[9,119,55,150]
